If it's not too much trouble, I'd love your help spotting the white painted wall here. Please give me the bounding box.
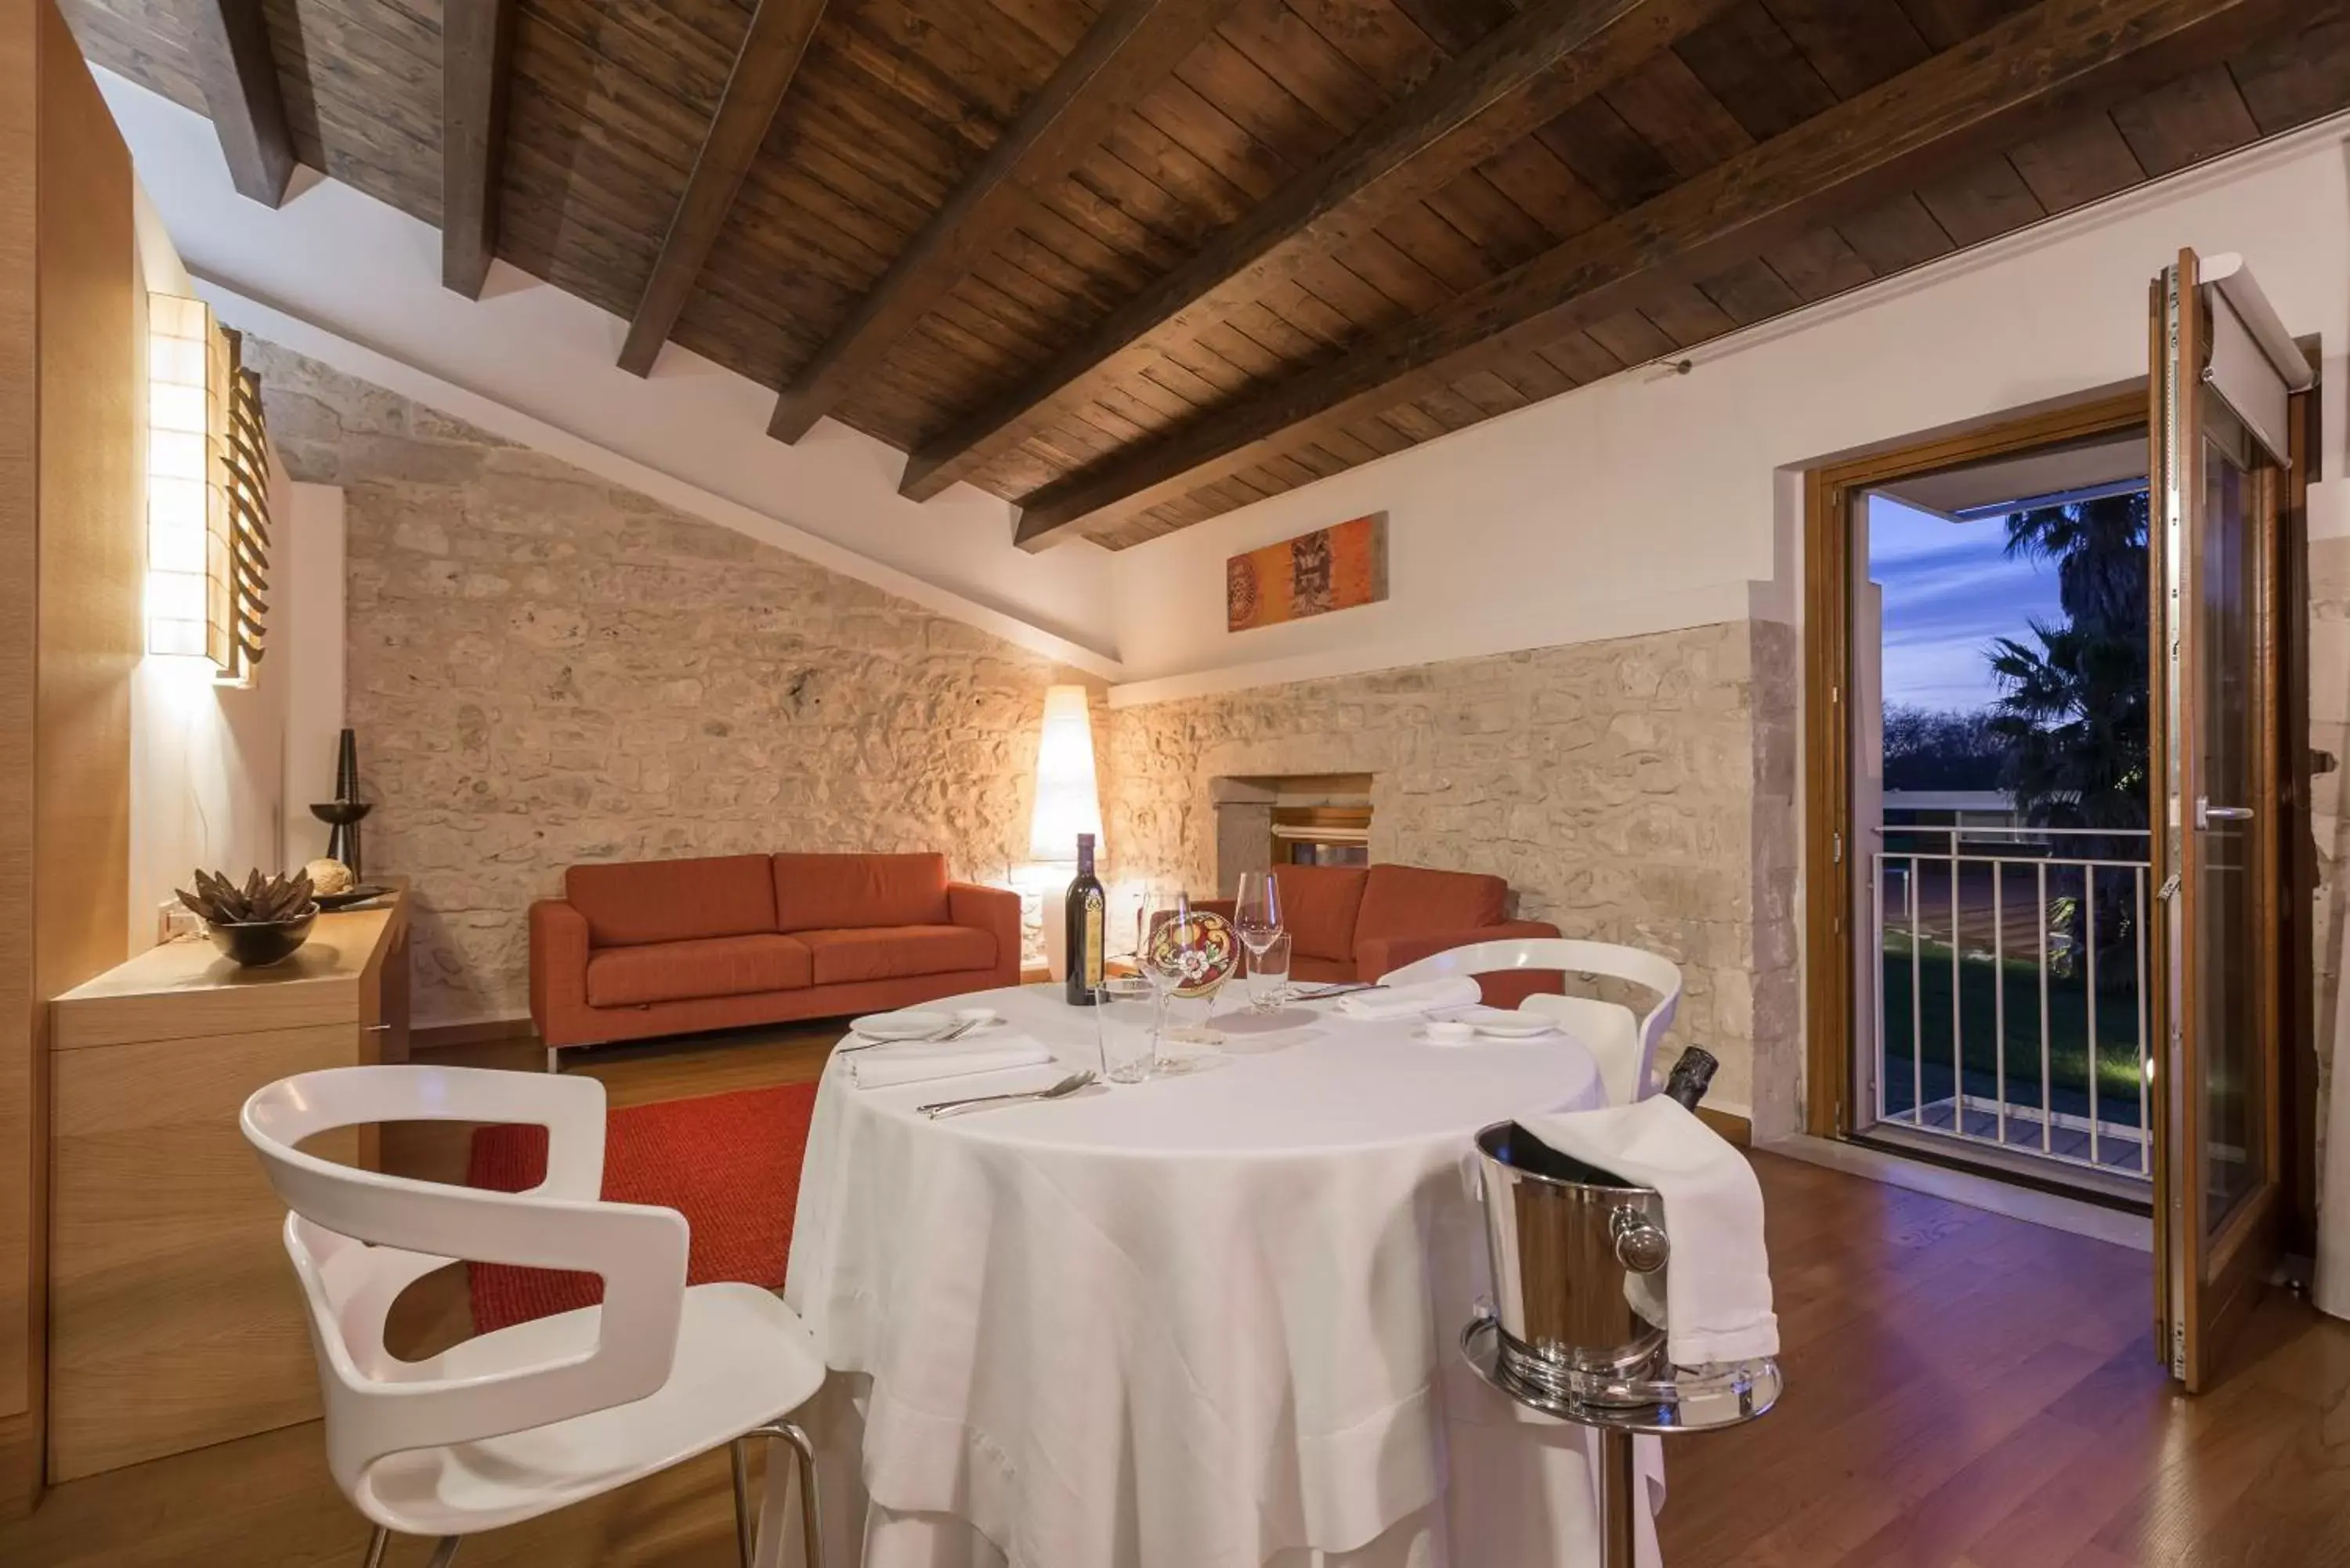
[92,68,1124,670]
[126,182,306,946]
[1106,118,2350,702]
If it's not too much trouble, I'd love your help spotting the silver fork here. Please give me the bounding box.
[840,1017,982,1055]
[918,1071,1096,1118]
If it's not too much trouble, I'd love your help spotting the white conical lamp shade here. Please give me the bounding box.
[1028,684,1103,864]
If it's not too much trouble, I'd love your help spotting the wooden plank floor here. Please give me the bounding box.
[2,1028,2345,1567]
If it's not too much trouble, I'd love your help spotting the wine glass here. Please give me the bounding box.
[1139,891,1231,1068]
[1234,872,1286,1012]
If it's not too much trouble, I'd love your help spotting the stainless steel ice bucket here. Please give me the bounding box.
[1473,1119,1671,1404]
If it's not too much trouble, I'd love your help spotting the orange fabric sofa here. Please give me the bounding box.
[1202,862,1561,1007]
[530,851,1021,1055]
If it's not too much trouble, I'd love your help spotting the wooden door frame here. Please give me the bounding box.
[1802,390,2160,1140]
[1802,366,2323,1237]
[2149,251,2318,1387]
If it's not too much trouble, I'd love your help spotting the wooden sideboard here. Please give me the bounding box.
[44,889,410,1483]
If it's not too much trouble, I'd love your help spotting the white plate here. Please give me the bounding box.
[1455,1006,1558,1039]
[851,1010,953,1042]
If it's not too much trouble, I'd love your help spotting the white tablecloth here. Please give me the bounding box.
[768,984,1660,1568]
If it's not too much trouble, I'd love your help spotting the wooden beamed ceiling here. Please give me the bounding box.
[63,0,2350,550]
[179,0,294,206]
[443,0,518,297]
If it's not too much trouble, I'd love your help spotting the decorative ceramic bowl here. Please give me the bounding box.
[205,908,319,967]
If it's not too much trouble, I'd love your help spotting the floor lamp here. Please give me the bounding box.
[1029,685,1103,981]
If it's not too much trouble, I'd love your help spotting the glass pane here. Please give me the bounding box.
[2194,426,2263,1234]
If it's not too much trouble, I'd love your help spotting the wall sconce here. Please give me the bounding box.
[1027,684,1104,981]
[146,292,269,684]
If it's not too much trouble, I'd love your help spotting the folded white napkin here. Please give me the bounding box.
[1517,1096,1778,1368]
[846,1039,1054,1090]
[1332,975,1480,1021]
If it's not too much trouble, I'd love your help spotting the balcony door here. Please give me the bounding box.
[2147,249,2308,1393]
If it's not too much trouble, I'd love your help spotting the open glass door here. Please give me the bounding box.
[2148,249,2309,1392]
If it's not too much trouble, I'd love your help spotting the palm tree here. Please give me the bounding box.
[1986,491,2149,981]
[1986,492,2150,836]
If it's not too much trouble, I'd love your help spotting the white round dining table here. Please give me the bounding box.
[765,982,1663,1568]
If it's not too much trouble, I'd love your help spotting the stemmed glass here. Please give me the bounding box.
[1234,872,1287,1011]
[1139,891,1227,1069]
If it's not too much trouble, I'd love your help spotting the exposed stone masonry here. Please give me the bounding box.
[1103,620,1801,1124]
[248,338,1802,1119]
[249,339,1060,1027]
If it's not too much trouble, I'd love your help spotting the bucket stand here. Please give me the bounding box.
[1459,1314,1781,1568]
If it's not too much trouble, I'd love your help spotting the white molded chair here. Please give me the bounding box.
[1383,938,1683,1106]
[240,1064,826,1568]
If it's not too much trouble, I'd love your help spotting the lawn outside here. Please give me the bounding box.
[1878,928,2147,1134]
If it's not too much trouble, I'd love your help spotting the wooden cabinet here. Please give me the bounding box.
[45,891,410,1483]
[0,0,140,1515]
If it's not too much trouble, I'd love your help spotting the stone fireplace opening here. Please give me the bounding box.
[1209,773,1372,894]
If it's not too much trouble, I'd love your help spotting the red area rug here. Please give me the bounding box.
[465,1081,819,1334]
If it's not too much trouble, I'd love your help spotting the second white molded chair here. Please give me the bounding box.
[1383,938,1683,1106]
[241,1064,826,1568]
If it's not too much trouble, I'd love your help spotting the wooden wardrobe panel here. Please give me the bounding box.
[0,0,37,1451]
[0,0,137,1516]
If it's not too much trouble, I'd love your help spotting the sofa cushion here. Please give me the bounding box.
[1273,865,1371,963]
[1354,864,1508,956]
[797,925,996,986]
[584,934,812,1008]
[774,853,953,934]
[566,854,777,948]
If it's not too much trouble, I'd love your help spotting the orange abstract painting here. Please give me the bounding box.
[1226,513,1386,632]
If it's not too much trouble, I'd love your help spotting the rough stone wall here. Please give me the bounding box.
[1102,620,1801,1123]
[249,339,1059,1027]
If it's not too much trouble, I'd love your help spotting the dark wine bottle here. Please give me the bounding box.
[1664,1046,1719,1112]
[1064,833,1106,1006]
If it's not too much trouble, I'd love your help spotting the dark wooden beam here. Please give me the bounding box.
[183,0,295,207]
[766,0,1242,444]
[620,0,830,376]
[898,0,1731,503]
[1014,0,2300,548]
[442,0,517,298]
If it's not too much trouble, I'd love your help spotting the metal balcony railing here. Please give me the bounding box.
[1870,822,2153,1180]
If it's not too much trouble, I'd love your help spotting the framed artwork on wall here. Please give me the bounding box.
[1226,513,1386,633]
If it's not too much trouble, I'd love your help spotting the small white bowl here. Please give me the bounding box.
[952,1006,1002,1032]
[1423,1019,1476,1047]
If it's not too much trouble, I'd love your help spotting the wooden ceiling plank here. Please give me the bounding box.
[186,0,298,206]
[1671,2,1838,138]
[900,0,1734,501]
[1831,192,1954,274]
[1914,153,2046,246]
[2225,7,2350,133]
[1600,48,1755,177]
[1762,0,1933,99]
[766,0,1243,443]
[1585,307,1678,364]
[441,0,515,294]
[1638,282,1737,347]
[1535,330,1628,385]
[1014,0,2301,547]
[1489,348,1578,401]
[617,0,830,374]
[1759,226,1873,300]
[1696,255,1804,323]
[2007,112,2146,213]
[1895,0,2041,49]
[2109,62,2261,175]
[1295,0,1450,90]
